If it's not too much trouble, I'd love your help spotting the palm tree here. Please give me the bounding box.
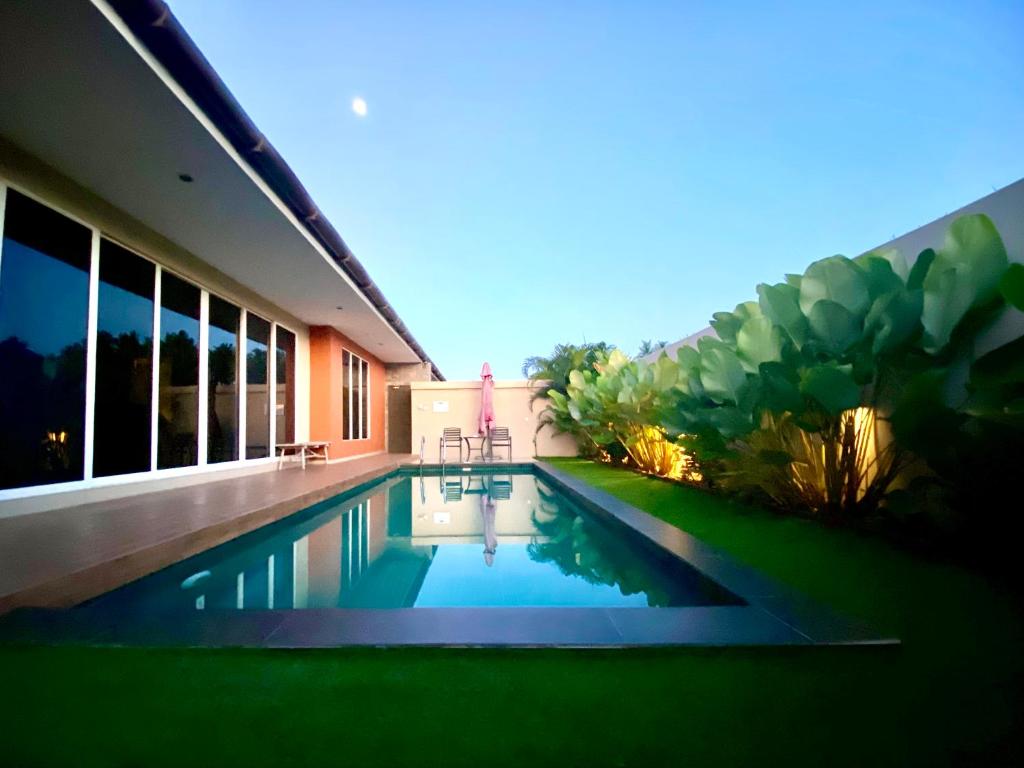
[522,341,613,403]
[636,340,669,357]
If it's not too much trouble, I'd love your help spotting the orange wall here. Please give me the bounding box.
[309,326,387,458]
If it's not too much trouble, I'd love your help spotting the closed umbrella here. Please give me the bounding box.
[480,491,498,567]
[478,362,495,436]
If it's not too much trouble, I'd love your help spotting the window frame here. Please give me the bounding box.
[0,177,300,501]
[341,347,371,441]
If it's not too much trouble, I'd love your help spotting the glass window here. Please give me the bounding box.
[157,272,200,469]
[275,326,295,445]
[342,349,370,440]
[208,296,240,463]
[360,358,369,439]
[245,313,270,459]
[0,191,91,489]
[93,240,154,477]
[342,350,352,440]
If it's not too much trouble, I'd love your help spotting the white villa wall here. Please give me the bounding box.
[410,380,577,462]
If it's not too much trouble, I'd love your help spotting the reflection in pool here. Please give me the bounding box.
[83,469,741,614]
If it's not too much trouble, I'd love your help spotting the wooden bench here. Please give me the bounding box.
[275,441,330,470]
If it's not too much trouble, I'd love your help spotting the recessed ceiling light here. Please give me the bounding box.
[178,173,194,183]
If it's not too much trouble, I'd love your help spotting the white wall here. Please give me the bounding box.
[410,380,577,461]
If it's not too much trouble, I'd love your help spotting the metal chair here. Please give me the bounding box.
[440,469,465,502]
[488,474,513,500]
[488,427,512,462]
[439,427,462,463]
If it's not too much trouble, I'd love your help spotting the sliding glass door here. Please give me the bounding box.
[157,272,201,469]
[0,186,299,493]
[208,296,240,463]
[245,313,271,459]
[93,240,154,477]
[275,327,296,445]
[0,191,91,490]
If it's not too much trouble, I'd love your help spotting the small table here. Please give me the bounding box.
[463,435,487,462]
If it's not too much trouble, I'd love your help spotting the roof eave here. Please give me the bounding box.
[104,0,444,381]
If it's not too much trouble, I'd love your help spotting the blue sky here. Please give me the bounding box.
[168,0,1024,380]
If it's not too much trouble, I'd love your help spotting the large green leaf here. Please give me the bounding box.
[704,405,754,439]
[734,301,762,321]
[807,300,862,355]
[547,389,567,407]
[864,288,923,354]
[710,311,743,344]
[863,247,909,281]
[605,348,631,372]
[567,400,582,421]
[699,345,748,404]
[907,248,935,291]
[922,214,1009,353]
[999,263,1024,311]
[567,369,586,390]
[736,316,783,373]
[652,355,679,391]
[757,282,808,348]
[800,364,861,415]
[758,361,803,413]
[676,345,700,371]
[799,256,871,318]
[855,252,905,299]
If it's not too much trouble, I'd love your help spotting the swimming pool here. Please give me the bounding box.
[84,468,740,614]
[3,463,891,647]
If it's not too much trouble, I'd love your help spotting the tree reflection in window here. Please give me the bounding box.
[157,273,200,469]
[0,191,90,489]
[208,296,240,463]
[245,314,270,459]
[94,240,154,477]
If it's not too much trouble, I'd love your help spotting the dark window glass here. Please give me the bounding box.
[0,191,90,489]
[93,240,154,477]
[275,327,295,445]
[360,358,369,439]
[342,350,351,440]
[208,296,240,463]
[157,272,200,469]
[245,313,270,459]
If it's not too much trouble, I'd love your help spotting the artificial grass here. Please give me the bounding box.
[2,459,1022,767]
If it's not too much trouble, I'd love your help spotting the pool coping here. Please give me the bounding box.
[0,462,899,648]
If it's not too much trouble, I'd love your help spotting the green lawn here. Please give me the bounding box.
[3,459,1022,767]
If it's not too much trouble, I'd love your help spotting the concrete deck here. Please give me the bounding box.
[0,454,412,614]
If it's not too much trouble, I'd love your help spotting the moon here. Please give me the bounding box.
[352,97,368,117]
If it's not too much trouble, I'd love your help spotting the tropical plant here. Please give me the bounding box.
[545,350,698,479]
[525,341,620,458]
[661,213,1021,522]
[522,341,614,398]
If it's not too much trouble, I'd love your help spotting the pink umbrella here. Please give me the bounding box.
[478,361,495,436]
[480,491,498,567]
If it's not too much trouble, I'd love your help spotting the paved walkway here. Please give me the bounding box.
[0,454,413,614]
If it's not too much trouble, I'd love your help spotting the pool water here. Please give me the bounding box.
[84,469,741,613]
